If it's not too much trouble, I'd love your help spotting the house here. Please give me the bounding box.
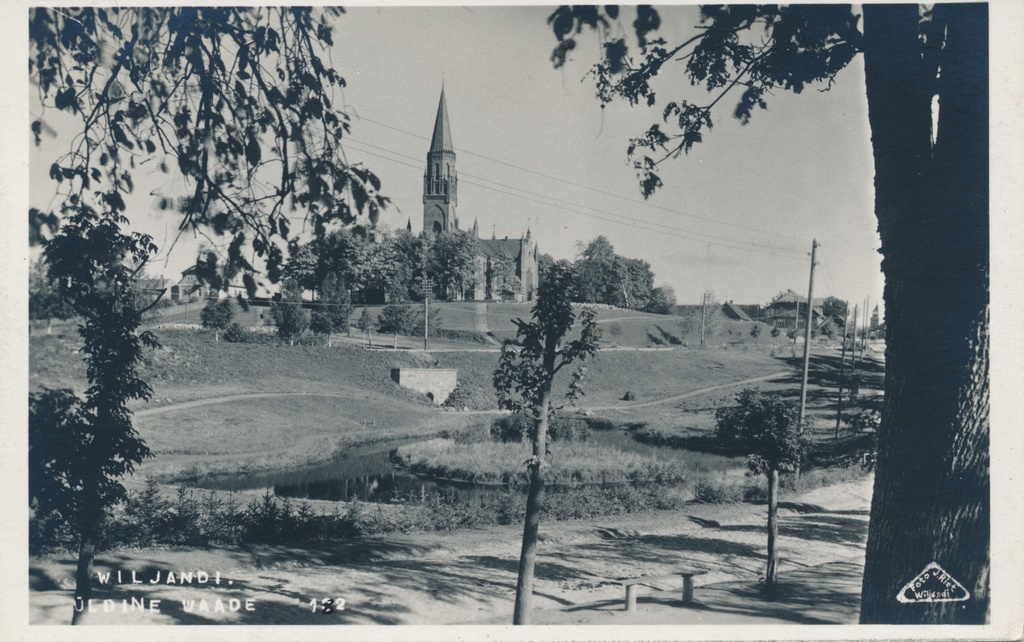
[764,289,825,329]
[170,266,206,302]
[721,301,752,321]
[170,265,249,302]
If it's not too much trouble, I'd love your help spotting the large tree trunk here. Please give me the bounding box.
[860,4,989,624]
[512,385,551,625]
[764,468,780,595]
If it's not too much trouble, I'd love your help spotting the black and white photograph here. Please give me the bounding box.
[5,1,1023,637]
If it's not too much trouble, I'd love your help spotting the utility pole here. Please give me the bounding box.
[797,239,819,434]
[862,295,870,360]
[700,291,707,349]
[835,305,850,438]
[424,278,431,351]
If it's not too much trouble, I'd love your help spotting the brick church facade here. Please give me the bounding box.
[422,87,539,302]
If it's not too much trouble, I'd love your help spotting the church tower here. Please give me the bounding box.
[423,86,458,234]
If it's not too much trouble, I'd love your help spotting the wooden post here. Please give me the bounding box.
[625,585,638,612]
[797,239,819,434]
[835,306,850,438]
[682,576,696,604]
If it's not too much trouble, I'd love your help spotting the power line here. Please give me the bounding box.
[352,113,813,244]
[342,138,808,261]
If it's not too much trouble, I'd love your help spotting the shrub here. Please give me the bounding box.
[548,416,591,443]
[200,298,234,330]
[377,304,417,335]
[490,413,533,443]
[270,301,310,339]
[692,476,745,503]
[442,383,473,409]
[223,322,249,343]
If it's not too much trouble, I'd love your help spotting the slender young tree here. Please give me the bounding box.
[715,389,806,594]
[547,4,989,622]
[493,263,601,624]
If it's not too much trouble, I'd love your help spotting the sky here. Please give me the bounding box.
[25,4,885,310]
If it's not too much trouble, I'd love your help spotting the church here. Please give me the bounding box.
[420,87,539,302]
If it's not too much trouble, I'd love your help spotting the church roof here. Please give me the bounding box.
[430,86,454,152]
[478,237,523,261]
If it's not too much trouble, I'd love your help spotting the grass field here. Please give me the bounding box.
[29,320,878,485]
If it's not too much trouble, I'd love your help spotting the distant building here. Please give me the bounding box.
[764,289,825,329]
[721,301,752,321]
[422,87,539,301]
[170,265,248,302]
[870,304,880,331]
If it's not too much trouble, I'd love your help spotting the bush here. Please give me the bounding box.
[223,322,250,343]
[490,412,533,443]
[270,301,310,339]
[200,298,234,330]
[548,416,591,443]
[692,476,745,503]
[441,383,473,409]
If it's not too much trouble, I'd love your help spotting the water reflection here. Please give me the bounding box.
[192,429,747,503]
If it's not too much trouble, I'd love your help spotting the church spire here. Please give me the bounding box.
[430,85,454,152]
[423,86,458,234]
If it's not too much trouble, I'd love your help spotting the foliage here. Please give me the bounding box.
[29,257,75,322]
[441,383,473,409]
[749,324,762,343]
[428,230,478,300]
[200,298,234,331]
[548,5,861,196]
[494,264,602,414]
[395,438,685,486]
[30,7,387,292]
[715,389,807,475]
[29,389,94,536]
[571,235,655,309]
[270,281,310,340]
[822,296,848,322]
[645,285,677,314]
[222,322,250,343]
[377,304,418,336]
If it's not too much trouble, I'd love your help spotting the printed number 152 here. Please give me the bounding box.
[310,598,346,614]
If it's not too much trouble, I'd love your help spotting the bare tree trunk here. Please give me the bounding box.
[764,468,780,596]
[860,4,989,624]
[513,385,551,625]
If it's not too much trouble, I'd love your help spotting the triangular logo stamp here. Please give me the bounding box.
[896,562,970,603]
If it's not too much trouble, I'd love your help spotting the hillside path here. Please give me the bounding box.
[135,371,791,419]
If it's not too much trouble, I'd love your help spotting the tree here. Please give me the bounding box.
[488,250,521,300]
[750,323,762,345]
[30,7,387,622]
[270,281,310,342]
[550,4,989,623]
[573,235,618,304]
[715,389,806,594]
[493,263,601,624]
[822,295,848,322]
[200,298,234,333]
[428,230,478,300]
[37,212,160,624]
[770,326,781,343]
[645,285,677,314]
[376,304,417,336]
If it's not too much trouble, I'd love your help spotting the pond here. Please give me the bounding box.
[193,429,748,504]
